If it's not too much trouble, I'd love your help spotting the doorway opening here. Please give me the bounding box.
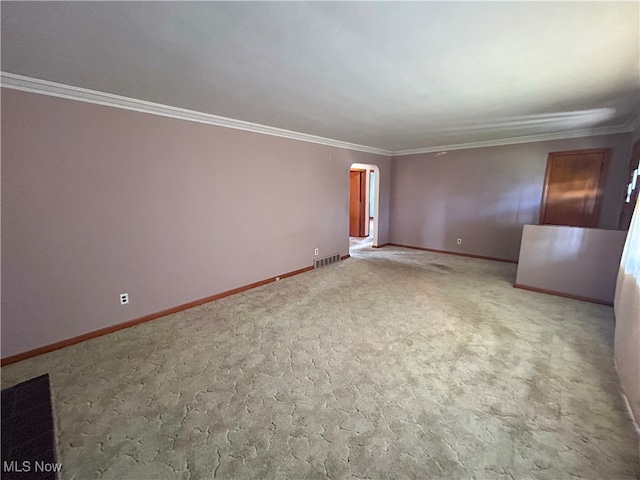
[349,163,380,254]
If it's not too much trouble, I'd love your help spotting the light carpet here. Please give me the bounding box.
[2,245,639,479]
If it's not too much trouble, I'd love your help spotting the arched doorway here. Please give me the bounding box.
[349,163,380,252]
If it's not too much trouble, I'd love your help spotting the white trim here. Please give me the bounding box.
[1,72,635,157]
[393,124,635,157]
[0,72,393,157]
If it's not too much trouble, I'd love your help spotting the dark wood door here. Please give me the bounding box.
[540,149,611,228]
[349,170,366,237]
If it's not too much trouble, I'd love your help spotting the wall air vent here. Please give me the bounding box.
[314,254,341,269]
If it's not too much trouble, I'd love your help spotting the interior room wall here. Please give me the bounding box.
[615,203,640,430]
[1,88,391,358]
[516,225,627,304]
[614,123,640,430]
[389,133,633,261]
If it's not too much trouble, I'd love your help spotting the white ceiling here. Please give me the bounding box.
[2,2,639,153]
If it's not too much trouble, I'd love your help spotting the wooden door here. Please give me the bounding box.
[540,149,610,228]
[349,170,366,237]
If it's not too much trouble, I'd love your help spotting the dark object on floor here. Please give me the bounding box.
[1,374,59,480]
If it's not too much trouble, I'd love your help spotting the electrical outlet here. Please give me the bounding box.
[314,248,319,256]
[457,238,462,245]
[120,293,129,305]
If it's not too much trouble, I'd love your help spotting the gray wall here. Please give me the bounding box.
[1,88,391,358]
[389,134,634,261]
[516,225,626,304]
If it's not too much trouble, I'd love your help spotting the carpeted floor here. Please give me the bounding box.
[2,245,639,479]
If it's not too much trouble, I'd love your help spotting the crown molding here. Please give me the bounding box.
[625,114,640,133]
[0,72,393,157]
[2,72,636,158]
[392,123,636,157]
